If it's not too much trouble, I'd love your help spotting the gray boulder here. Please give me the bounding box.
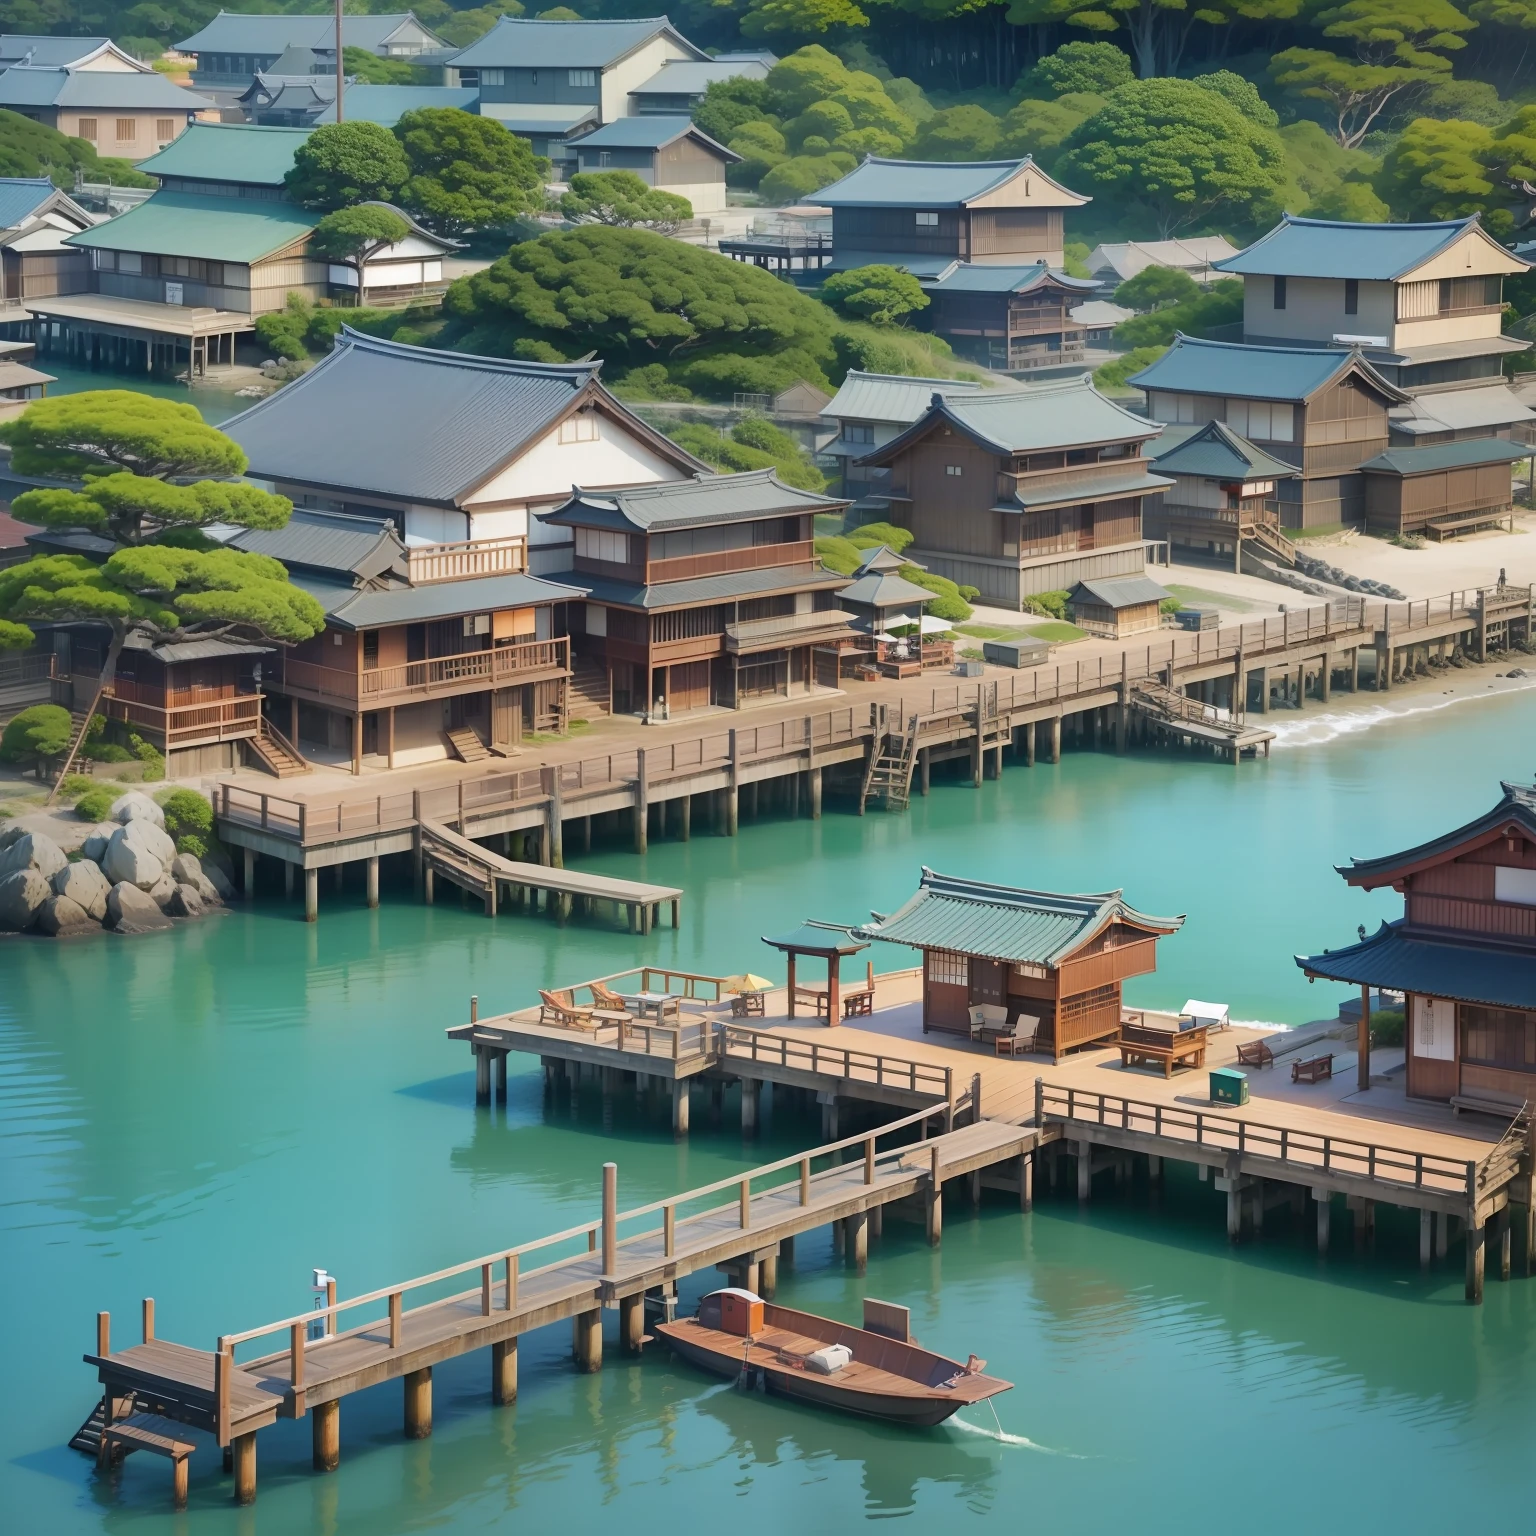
[165,882,204,918]
[0,831,67,882]
[52,859,110,921]
[37,894,98,936]
[102,827,164,891]
[122,817,175,865]
[170,853,221,906]
[148,871,177,909]
[80,827,115,863]
[0,868,51,931]
[111,791,164,827]
[0,825,25,852]
[106,881,172,933]
[202,859,234,900]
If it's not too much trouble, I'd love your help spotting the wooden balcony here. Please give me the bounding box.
[725,607,855,654]
[103,691,262,750]
[279,636,569,711]
[645,541,816,586]
[405,535,527,585]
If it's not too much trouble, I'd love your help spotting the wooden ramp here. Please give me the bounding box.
[1128,678,1274,761]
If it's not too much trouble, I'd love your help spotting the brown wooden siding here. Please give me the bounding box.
[967,208,1062,258]
[1056,935,1159,993]
[1406,1000,1458,1101]
[832,207,964,258]
[1364,461,1516,536]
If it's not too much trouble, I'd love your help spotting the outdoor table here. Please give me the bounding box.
[621,992,683,1021]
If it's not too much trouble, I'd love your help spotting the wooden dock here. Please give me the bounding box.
[80,1098,1030,1506]
[211,586,1534,918]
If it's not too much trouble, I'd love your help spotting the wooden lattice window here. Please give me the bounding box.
[927,949,968,986]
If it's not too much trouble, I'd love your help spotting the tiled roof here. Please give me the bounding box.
[0,176,59,230]
[631,56,772,95]
[761,921,867,955]
[1389,383,1536,438]
[1216,214,1528,280]
[66,191,318,263]
[478,102,596,133]
[0,34,119,67]
[1337,781,1536,884]
[566,562,847,611]
[448,16,704,69]
[1129,335,1408,404]
[178,12,435,55]
[821,369,991,425]
[1086,237,1237,282]
[1068,574,1171,608]
[1297,922,1536,1011]
[838,567,934,610]
[136,122,312,187]
[574,114,735,158]
[325,572,583,630]
[824,249,957,279]
[223,507,405,580]
[1150,419,1299,481]
[0,65,212,110]
[544,469,844,532]
[925,261,1096,295]
[316,84,479,126]
[811,155,1086,210]
[857,867,1183,964]
[1359,439,1530,475]
[1007,467,1172,512]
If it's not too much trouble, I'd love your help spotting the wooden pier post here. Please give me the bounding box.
[232,1432,256,1504]
[1226,1181,1243,1241]
[620,1294,644,1354]
[284,860,294,900]
[492,1338,518,1403]
[1498,1208,1512,1281]
[304,867,318,923]
[919,746,931,793]
[634,749,648,854]
[741,1079,759,1135]
[493,1050,507,1104]
[810,766,823,818]
[820,1094,839,1142]
[1466,1215,1486,1302]
[727,729,740,835]
[602,1162,617,1275]
[926,1145,943,1246]
[1023,721,1035,766]
[312,1400,339,1472]
[1420,1209,1433,1269]
[1047,716,1061,763]
[1316,1191,1333,1253]
[573,1309,603,1371]
[848,1209,869,1273]
[403,1368,432,1437]
[1019,1151,1033,1212]
[366,856,379,909]
[242,847,254,901]
[475,1047,491,1106]
[671,1079,690,1137]
[760,1248,779,1297]
[1077,1141,1091,1203]
[678,792,691,840]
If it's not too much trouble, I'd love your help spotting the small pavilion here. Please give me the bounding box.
[761,920,872,1022]
[837,546,935,636]
[856,867,1184,1060]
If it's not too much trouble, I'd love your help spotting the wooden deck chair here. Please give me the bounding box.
[539,989,595,1029]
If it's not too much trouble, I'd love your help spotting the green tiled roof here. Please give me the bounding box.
[857,868,1183,965]
[1298,922,1536,1011]
[67,191,318,264]
[1151,419,1299,482]
[1359,439,1529,475]
[136,122,312,187]
[1130,335,1407,404]
[761,921,868,956]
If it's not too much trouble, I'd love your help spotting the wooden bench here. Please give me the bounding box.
[1236,1039,1274,1069]
[102,1413,196,1508]
[1291,1053,1333,1084]
[1450,1091,1526,1120]
[1117,1023,1207,1078]
[842,989,873,1018]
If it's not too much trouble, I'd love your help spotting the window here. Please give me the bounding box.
[1226,398,1294,443]
[1397,278,1438,320]
[1273,274,1286,310]
[1462,1005,1536,1072]
[77,117,97,141]
[93,249,115,271]
[1496,866,1536,906]
[568,68,595,86]
[559,412,598,443]
[575,526,631,565]
[362,631,379,668]
[1151,391,1206,425]
[844,422,874,444]
[598,151,611,168]
[945,464,963,476]
[927,949,968,986]
[480,67,504,85]
[115,119,136,143]
[1344,278,1358,315]
[462,613,491,637]
[118,251,141,274]
[915,211,939,227]
[156,118,175,143]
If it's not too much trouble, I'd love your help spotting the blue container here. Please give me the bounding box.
[1210,1068,1249,1106]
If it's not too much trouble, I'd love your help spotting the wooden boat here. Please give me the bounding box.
[654,1291,1012,1428]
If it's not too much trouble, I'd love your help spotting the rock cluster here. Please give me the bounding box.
[0,791,232,937]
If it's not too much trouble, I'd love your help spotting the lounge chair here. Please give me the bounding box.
[968,1004,1008,1042]
[590,982,635,1019]
[995,1014,1039,1057]
[539,989,596,1029]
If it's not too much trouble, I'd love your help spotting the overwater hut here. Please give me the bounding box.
[856,868,1184,1060]
[1298,781,1536,1104]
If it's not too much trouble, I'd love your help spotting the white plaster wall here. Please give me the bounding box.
[665,176,726,214]
[1241,275,1395,344]
[604,35,694,122]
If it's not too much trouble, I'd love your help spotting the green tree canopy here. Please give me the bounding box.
[1017,41,1134,97]
[998,93,1105,159]
[14,475,292,546]
[558,170,693,231]
[668,417,827,490]
[310,204,413,289]
[1192,69,1280,126]
[1057,78,1288,236]
[1113,277,1244,347]
[693,76,771,144]
[394,107,549,236]
[822,264,931,324]
[341,45,426,85]
[742,0,869,38]
[285,120,409,210]
[760,151,855,202]
[1113,264,1200,310]
[910,104,1000,159]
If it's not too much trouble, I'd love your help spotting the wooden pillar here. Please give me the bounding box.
[304,867,318,923]
[283,860,294,900]
[423,866,434,905]
[671,1078,689,1137]
[759,1249,779,1297]
[1319,653,1331,703]
[678,792,691,840]
[741,1078,758,1135]
[926,1146,943,1246]
[1420,1208,1433,1270]
[1316,1192,1330,1255]
[847,1209,869,1274]
[573,1308,603,1371]
[1466,1215,1486,1303]
[475,1046,491,1106]
[1357,984,1371,1093]
[242,847,254,901]
[1047,716,1061,763]
[232,1431,256,1505]
[492,1338,517,1403]
[810,765,823,818]
[387,705,395,769]
[620,1294,644,1354]
[312,1400,339,1471]
[403,1367,432,1437]
[366,855,379,909]
[493,1050,507,1104]
[786,952,797,1019]
[1077,1141,1091,1203]
[351,712,362,776]
[1023,719,1035,766]
[1019,1151,1033,1212]
[634,748,648,854]
[1227,1182,1243,1241]
[826,953,840,1025]
[726,728,739,835]
[919,746,931,794]
[1498,1208,1512,1281]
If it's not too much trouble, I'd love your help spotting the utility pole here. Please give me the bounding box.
[334,0,344,122]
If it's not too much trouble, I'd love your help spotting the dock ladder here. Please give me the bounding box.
[859,711,921,813]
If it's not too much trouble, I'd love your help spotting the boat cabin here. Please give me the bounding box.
[858,868,1185,1061]
[1299,782,1536,1105]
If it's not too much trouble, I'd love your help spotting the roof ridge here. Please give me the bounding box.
[859,155,1030,170]
[335,326,601,379]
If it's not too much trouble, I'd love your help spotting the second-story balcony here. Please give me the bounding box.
[279,636,569,712]
[725,608,856,654]
[405,535,527,585]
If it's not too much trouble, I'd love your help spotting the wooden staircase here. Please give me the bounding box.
[69,1391,136,1458]
[1244,521,1298,568]
[859,712,920,813]
[446,726,492,763]
[45,685,106,805]
[246,717,309,778]
[567,660,610,721]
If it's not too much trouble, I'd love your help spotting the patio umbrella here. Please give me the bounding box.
[882,612,918,630]
[722,973,774,994]
[918,615,954,634]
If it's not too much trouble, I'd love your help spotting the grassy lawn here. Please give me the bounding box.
[956,620,1087,643]
[1165,584,1263,613]
[954,622,1033,639]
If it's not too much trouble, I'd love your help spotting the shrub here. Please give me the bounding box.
[847,521,914,553]
[1159,597,1183,614]
[1369,1008,1405,1047]
[1023,590,1070,620]
[74,786,113,823]
[815,535,863,574]
[0,703,71,763]
[900,565,972,621]
[129,732,165,783]
[160,788,213,852]
[59,773,96,797]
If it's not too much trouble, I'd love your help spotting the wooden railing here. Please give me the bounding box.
[279,637,568,709]
[645,541,816,586]
[405,535,526,585]
[105,692,262,747]
[1037,1082,1528,1200]
[0,651,55,691]
[725,608,854,651]
[719,1024,955,1101]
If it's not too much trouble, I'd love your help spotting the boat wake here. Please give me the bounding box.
[1266,676,1536,749]
[949,1414,1082,1455]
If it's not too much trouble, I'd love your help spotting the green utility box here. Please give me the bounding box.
[1210,1068,1249,1106]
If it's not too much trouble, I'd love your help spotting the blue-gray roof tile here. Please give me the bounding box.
[448,16,702,69]
[1129,335,1407,403]
[811,155,1086,210]
[1216,214,1527,280]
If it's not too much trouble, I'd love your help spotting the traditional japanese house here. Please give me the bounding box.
[1358,439,1527,540]
[920,261,1097,373]
[836,545,935,633]
[627,52,773,114]
[540,470,853,715]
[812,156,1089,276]
[857,868,1184,1061]
[571,115,738,215]
[1129,336,1409,530]
[854,376,1170,607]
[1298,782,1536,1105]
[1064,574,1169,639]
[0,177,93,306]
[1143,418,1300,570]
[1086,236,1238,289]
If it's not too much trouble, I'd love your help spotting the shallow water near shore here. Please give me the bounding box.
[4,682,1536,1532]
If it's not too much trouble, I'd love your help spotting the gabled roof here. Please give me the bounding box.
[1338,782,1536,889]
[631,55,772,96]
[1086,236,1237,282]
[448,16,705,70]
[1360,439,1530,476]
[224,329,702,509]
[838,551,934,611]
[136,123,311,187]
[1070,300,1133,328]
[820,369,991,425]
[564,561,847,611]
[762,920,867,956]
[178,12,440,56]
[322,572,584,631]
[1129,334,1409,404]
[1297,921,1536,1010]
[67,191,317,263]
[861,375,1160,464]
[0,65,212,110]
[1067,575,1171,609]
[1150,419,1299,482]
[239,74,334,114]
[0,35,139,69]
[1216,214,1529,281]
[542,469,845,533]
[122,631,271,664]
[812,155,1088,211]
[315,84,479,126]
[1389,383,1536,438]
[478,101,596,134]
[856,867,1183,965]
[0,176,80,232]
[222,507,406,582]
[924,261,1097,295]
[573,113,737,159]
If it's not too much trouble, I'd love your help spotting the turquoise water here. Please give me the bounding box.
[4,683,1536,1532]
[41,361,251,425]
